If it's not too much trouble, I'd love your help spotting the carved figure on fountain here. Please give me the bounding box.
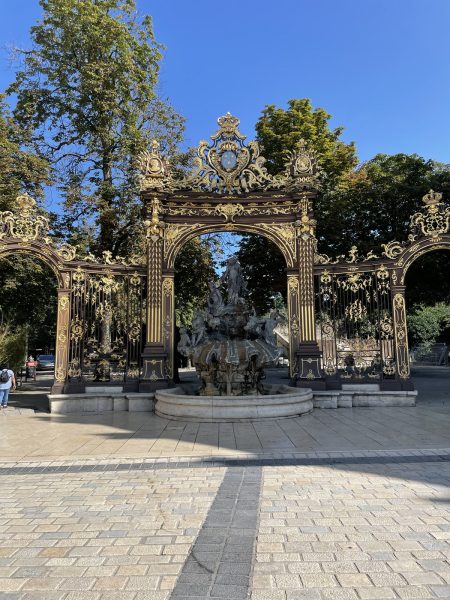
[177,255,284,396]
[220,255,247,304]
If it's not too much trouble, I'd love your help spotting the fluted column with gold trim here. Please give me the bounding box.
[287,273,300,378]
[140,195,170,390]
[294,196,325,388]
[391,285,413,389]
[52,274,71,393]
[162,274,175,381]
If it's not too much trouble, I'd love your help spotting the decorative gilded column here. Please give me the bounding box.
[162,274,175,380]
[137,141,174,390]
[140,194,170,390]
[294,194,325,388]
[52,271,71,393]
[391,285,413,389]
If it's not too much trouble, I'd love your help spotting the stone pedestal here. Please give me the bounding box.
[295,342,326,389]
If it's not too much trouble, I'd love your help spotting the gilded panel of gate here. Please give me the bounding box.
[68,269,146,383]
[316,266,395,380]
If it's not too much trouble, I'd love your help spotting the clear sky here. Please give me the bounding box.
[1,0,450,164]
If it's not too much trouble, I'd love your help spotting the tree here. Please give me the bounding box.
[405,251,450,309]
[236,235,286,315]
[174,238,216,327]
[0,95,50,210]
[241,98,358,309]
[0,325,27,372]
[408,303,450,349]
[255,98,358,187]
[8,0,184,255]
[322,154,450,255]
[0,255,57,353]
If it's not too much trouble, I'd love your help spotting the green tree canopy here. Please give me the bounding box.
[256,98,358,187]
[8,0,184,255]
[244,98,358,309]
[0,255,57,353]
[175,237,216,327]
[236,235,286,315]
[408,303,450,349]
[322,154,450,255]
[0,95,50,210]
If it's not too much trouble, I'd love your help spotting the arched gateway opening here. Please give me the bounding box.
[173,231,289,388]
[0,253,58,410]
[405,249,450,399]
[138,114,450,398]
[138,113,323,391]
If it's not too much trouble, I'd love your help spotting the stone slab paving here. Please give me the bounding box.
[2,404,450,461]
[1,454,450,599]
[0,373,449,598]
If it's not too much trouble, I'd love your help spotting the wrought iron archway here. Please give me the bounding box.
[0,116,448,394]
[138,116,450,392]
[0,194,147,393]
[138,113,324,388]
[313,190,450,388]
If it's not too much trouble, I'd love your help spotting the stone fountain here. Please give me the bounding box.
[154,257,313,421]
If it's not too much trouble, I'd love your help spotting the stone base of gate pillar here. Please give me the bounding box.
[139,352,170,392]
[51,382,65,395]
[294,343,326,389]
[139,380,171,392]
[380,379,415,391]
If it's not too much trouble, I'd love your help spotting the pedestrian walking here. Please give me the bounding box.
[0,365,16,409]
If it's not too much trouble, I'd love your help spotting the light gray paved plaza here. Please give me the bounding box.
[0,370,449,598]
[2,403,450,461]
[2,457,450,599]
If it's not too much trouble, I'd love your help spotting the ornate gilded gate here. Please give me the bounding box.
[314,189,450,390]
[137,113,324,389]
[0,194,146,393]
[0,115,449,394]
[137,115,450,392]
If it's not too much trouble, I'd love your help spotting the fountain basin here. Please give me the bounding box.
[155,384,313,422]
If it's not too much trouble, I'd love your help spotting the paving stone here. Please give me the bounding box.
[395,586,437,598]
[336,573,373,587]
[432,586,450,598]
[369,572,408,586]
[0,578,27,591]
[357,588,397,599]
[300,573,337,588]
[404,571,445,585]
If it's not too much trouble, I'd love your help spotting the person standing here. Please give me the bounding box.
[0,366,16,409]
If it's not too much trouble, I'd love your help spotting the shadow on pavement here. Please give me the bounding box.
[7,373,53,412]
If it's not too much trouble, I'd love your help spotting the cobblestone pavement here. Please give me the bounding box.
[1,454,450,599]
[1,372,449,597]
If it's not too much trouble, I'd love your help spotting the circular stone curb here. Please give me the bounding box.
[155,384,313,422]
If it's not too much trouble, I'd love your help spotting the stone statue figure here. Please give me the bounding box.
[191,310,207,347]
[220,255,247,304]
[262,310,283,347]
[207,280,224,316]
[244,307,262,338]
[177,326,192,357]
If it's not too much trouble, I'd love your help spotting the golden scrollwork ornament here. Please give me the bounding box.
[138,140,172,191]
[410,190,449,239]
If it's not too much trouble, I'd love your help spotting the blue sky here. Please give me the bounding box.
[1,0,450,165]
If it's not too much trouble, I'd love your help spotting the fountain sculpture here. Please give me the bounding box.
[177,256,284,396]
